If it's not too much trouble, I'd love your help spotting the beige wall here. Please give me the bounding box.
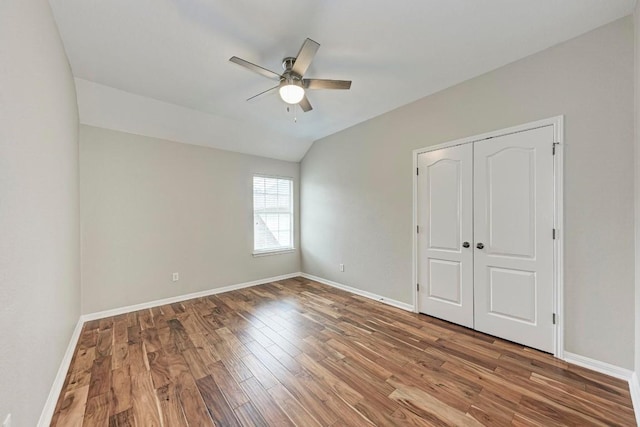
[301,17,635,368]
[635,6,640,377]
[0,0,80,425]
[80,125,300,314]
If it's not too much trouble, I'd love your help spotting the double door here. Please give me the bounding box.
[417,126,555,353]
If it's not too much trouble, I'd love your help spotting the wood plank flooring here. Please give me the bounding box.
[51,277,636,426]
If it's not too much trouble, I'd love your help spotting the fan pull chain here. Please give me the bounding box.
[285,105,298,123]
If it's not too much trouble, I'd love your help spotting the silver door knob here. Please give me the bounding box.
[476,243,485,249]
[462,242,470,248]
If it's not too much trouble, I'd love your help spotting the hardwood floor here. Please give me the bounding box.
[51,277,636,426]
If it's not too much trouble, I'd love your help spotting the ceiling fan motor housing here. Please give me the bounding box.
[282,57,296,72]
[281,57,303,84]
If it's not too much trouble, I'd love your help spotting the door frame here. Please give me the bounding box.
[412,116,564,358]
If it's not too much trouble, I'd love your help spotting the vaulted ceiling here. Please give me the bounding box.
[50,0,636,161]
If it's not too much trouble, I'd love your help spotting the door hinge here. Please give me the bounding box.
[417,167,419,176]
[552,313,557,324]
[552,142,559,155]
[417,283,420,292]
[417,225,420,234]
[552,228,557,239]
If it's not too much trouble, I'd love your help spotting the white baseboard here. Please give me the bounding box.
[563,351,633,381]
[564,352,640,422]
[82,272,303,321]
[37,318,85,426]
[629,372,640,426]
[300,273,414,312]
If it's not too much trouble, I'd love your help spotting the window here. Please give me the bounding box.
[253,175,294,254]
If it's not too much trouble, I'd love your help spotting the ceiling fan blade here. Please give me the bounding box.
[229,56,281,81]
[246,84,280,101]
[291,38,320,77]
[303,79,352,90]
[299,95,313,112]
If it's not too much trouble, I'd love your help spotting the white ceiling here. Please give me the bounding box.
[50,0,635,161]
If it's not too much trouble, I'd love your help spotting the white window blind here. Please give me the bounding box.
[253,175,294,253]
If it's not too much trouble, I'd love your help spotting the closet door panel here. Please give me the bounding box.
[473,126,555,353]
[417,144,474,328]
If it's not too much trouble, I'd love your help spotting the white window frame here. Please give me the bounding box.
[252,174,295,256]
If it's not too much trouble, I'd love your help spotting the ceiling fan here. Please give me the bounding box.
[229,38,352,112]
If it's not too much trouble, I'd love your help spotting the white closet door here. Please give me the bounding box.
[417,144,474,328]
[473,126,555,353]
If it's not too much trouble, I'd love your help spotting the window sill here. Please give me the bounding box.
[252,248,296,257]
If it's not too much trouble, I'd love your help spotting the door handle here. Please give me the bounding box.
[462,242,470,248]
[476,243,485,249]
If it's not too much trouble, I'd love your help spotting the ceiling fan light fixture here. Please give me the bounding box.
[279,79,305,104]
[230,38,350,112]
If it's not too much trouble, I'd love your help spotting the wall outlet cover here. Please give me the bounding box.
[172,272,179,281]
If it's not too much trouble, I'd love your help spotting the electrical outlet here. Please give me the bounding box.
[339,263,344,272]
[3,413,11,427]
[172,272,179,282]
